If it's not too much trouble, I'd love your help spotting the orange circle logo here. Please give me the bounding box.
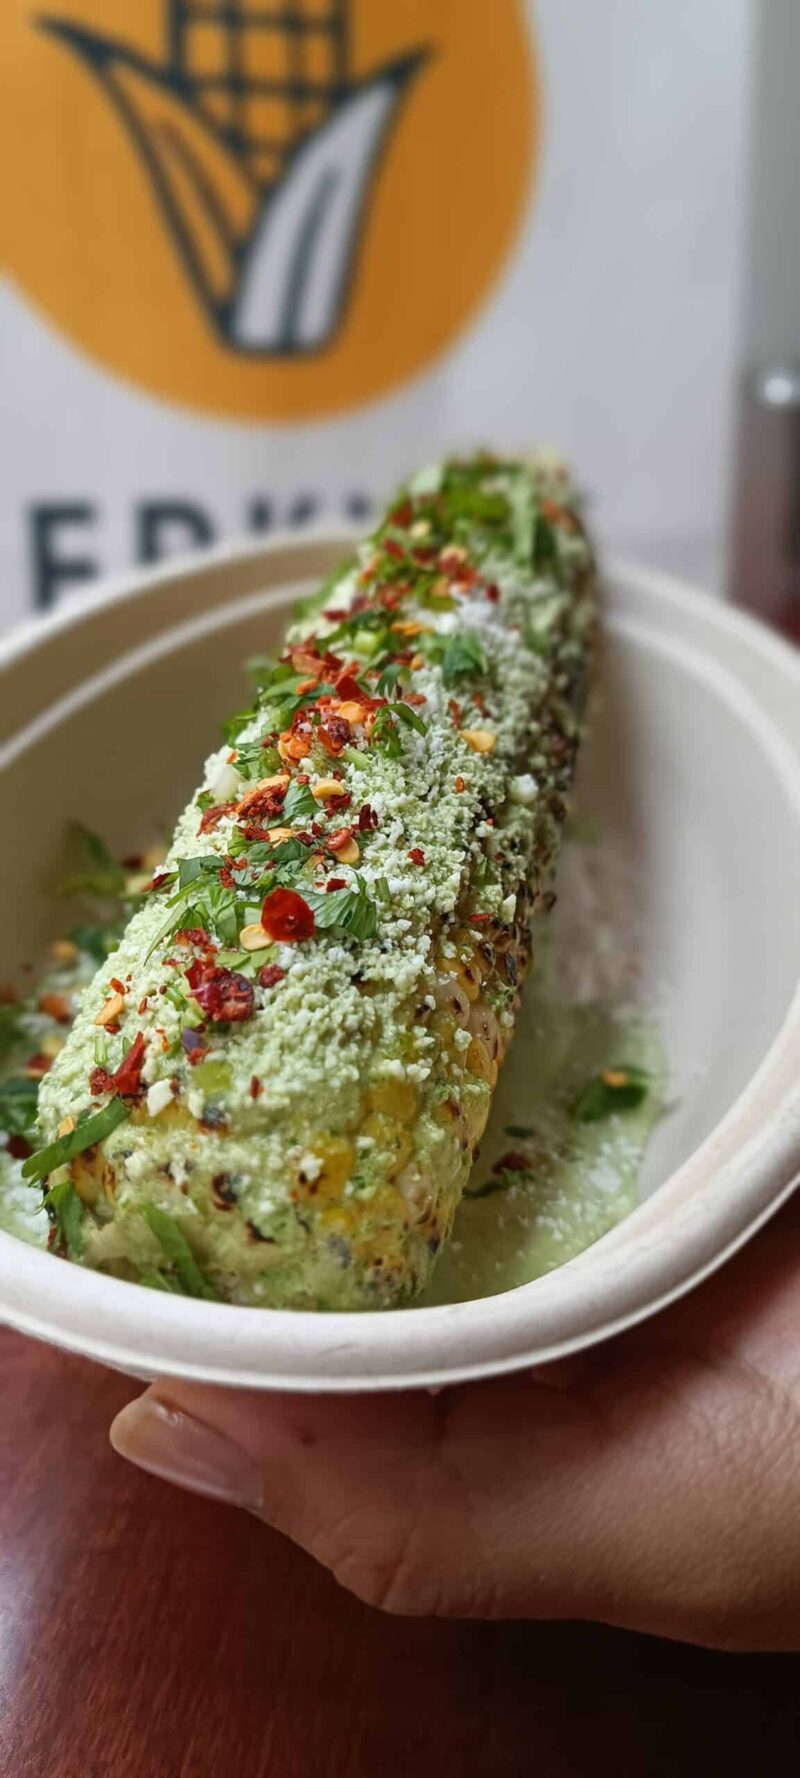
[3,2,539,420]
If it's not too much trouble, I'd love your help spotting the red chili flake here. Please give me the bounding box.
[357,802,379,832]
[260,888,315,944]
[236,782,286,821]
[404,693,427,707]
[384,539,406,562]
[147,872,173,894]
[257,963,287,990]
[334,672,370,704]
[318,715,351,755]
[455,776,466,793]
[325,878,347,892]
[376,585,405,612]
[388,499,413,528]
[7,1134,33,1161]
[485,583,500,602]
[323,607,347,621]
[90,1030,147,1099]
[469,913,491,926]
[448,698,463,725]
[138,996,149,1015]
[472,692,487,713]
[114,1032,147,1097]
[250,1075,262,1100]
[327,828,354,853]
[198,802,235,834]
[186,960,255,1023]
[110,978,126,995]
[218,867,236,889]
[407,848,425,866]
[413,546,438,566]
[496,1152,530,1172]
[311,820,323,838]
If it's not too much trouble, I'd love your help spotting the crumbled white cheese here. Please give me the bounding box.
[207,759,242,802]
[146,1079,175,1118]
[511,773,538,805]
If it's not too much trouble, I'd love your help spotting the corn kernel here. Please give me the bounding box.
[369,1077,418,1123]
[466,1035,494,1082]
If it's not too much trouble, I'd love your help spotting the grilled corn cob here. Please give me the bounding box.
[30,453,597,1308]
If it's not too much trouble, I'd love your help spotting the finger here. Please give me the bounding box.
[110,1373,602,1619]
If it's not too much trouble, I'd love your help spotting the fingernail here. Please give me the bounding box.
[110,1394,264,1512]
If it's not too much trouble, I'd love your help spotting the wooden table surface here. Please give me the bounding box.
[0,1330,797,1776]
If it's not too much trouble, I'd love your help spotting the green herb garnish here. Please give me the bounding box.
[22,1096,130,1183]
[370,701,426,757]
[43,1178,85,1253]
[574,1066,651,1122]
[283,780,318,823]
[307,878,379,941]
[140,1204,219,1301]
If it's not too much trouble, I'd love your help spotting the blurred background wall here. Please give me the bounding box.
[0,0,754,629]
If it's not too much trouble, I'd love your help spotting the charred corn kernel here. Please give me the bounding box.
[294,1136,355,1203]
[36,454,595,1310]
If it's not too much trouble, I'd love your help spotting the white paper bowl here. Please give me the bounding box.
[1,539,799,1391]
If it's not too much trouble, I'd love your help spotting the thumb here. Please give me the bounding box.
[109,1373,597,1618]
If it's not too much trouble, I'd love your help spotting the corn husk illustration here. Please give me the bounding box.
[39,5,426,353]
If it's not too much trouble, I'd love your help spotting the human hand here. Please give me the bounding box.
[110,1197,800,1652]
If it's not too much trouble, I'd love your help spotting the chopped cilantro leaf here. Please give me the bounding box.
[370,702,426,756]
[283,780,318,823]
[307,878,379,941]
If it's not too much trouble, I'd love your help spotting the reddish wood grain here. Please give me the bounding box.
[1,1327,798,1778]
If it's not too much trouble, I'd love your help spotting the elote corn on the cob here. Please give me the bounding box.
[30,454,597,1309]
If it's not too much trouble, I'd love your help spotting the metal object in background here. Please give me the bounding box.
[730,367,800,636]
[729,2,800,634]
